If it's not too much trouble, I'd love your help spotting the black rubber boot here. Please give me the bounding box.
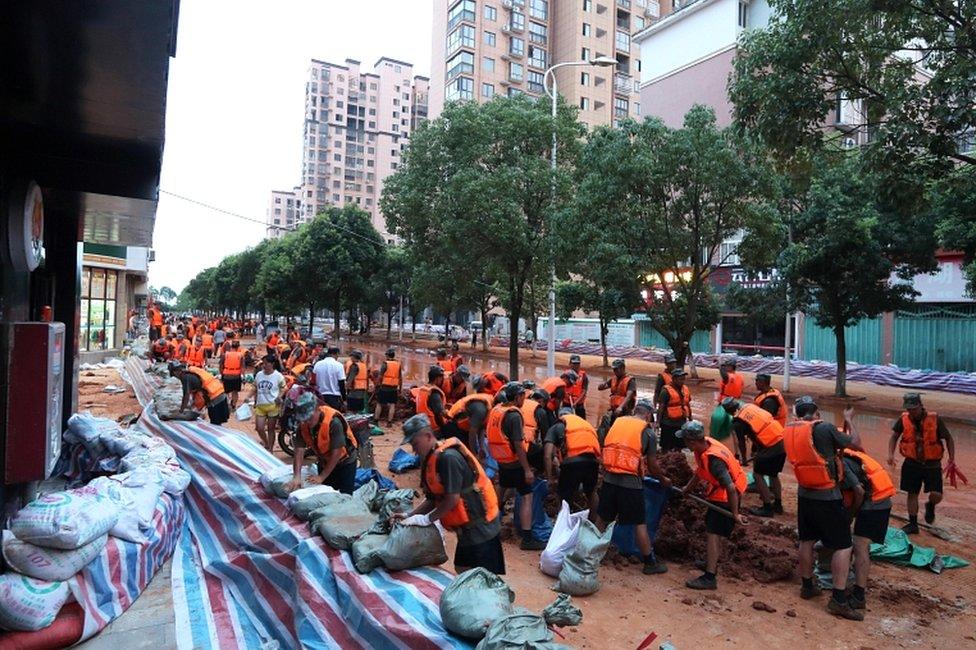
[925,501,936,524]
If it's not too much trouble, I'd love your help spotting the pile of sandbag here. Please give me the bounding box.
[153,377,198,421]
[439,568,581,646]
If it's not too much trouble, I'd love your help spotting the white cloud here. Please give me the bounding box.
[152,0,432,293]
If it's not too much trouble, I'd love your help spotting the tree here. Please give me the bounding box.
[253,235,304,321]
[575,107,781,365]
[930,166,976,294]
[383,95,583,378]
[730,0,976,281]
[177,268,217,313]
[755,153,937,396]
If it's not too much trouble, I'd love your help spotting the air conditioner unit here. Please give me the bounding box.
[645,1,660,17]
[502,0,514,8]
[501,24,511,33]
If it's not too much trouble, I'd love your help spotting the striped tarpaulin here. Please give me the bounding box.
[122,357,472,650]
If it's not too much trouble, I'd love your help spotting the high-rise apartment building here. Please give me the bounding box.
[266,57,429,242]
[430,0,656,127]
[266,187,302,239]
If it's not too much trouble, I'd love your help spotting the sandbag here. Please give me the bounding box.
[311,499,376,550]
[259,464,317,499]
[553,520,615,596]
[98,425,152,457]
[370,489,416,530]
[0,573,70,632]
[158,462,192,495]
[10,486,120,550]
[541,593,582,627]
[64,412,115,455]
[3,531,108,582]
[377,523,448,571]
[540,501,590,577]
[351,533,389,574]
[90,467,164,543]
[474,612,570,650]
[388,448,420,474]
[286,485,344,520]
[512,478,553,543]
[440,567,515,640]
[119,438,177,472]
[710,404,732,440]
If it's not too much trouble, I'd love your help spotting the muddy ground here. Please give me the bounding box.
[91,340,976,649]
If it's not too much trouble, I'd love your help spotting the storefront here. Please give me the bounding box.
[79,244,149,355]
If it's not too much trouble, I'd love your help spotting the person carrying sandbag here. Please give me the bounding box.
[393,414,506,575]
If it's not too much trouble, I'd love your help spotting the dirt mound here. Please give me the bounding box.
[658,451,695,485]
[873,581,962,622]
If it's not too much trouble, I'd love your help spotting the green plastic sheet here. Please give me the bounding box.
[869,527,969,573]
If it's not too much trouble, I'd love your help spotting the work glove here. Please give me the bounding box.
[400,513,432,527]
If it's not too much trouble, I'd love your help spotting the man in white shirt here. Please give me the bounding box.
[313,346,346,410]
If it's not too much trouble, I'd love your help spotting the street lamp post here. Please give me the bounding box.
[542,56,617,376]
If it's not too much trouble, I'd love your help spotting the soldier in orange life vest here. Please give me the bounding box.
[721,398,786,517]
[520,384,552,457]
[375,347,402,427]
[219,340,244,409]
[887,392,955,534]
[171,362,230,425]
[541,372,576,418]
[393,414,505,574]
[784,396,864,621]
[448,342,464,372]
[839,423,894,611]
[201,330,215,360]
[344,349,369,413]
[598,358,637,419]
[753,373,788,427]
[416,366,449,434]
[435,348,454,374]
[653,354,677,408]
[677,420,748,590]
[444,390,493,455]
[564,355,589,418]
[186,336,206,368]
[441,364,471,407]
[151,338,170,362]
[596,399,671,575]
[657,368,691,451]
[487,382,547,551]
[717,357,744,403]
[288,393,359,495]
[543,407,601,514]
[475,371,509,398]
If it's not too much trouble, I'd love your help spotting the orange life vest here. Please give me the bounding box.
[784,420,837,490]
[559,413,600,459]
[695,437,747,503]
[480,373,506,397]
[564,369,586,404]
[178,339,191,362]
[345,360,368,391]
[152,340,168,355]
[422,438,500,531]
[841,449,895,508]
[519,398,542,444]
[161,324,170,338]
[753,388,788,427]
[222,351,243,377]
[150,309,163,327]
[486,405,525,464]
[719,370,744,402]
[609,375,634,410]
[737,403,785,448]
[416,385,446,432]
[267,333,280,347]
[301,405,358,460]
[289,330,300,342]
[664,384,691,421]
[201,333,214,349]
[381,360,401,387]
[658,371,673,387]
[541,377,567,411]
[187,367,224,403]
[602,416,646,476]
[449,354,463,371]
[447,393,493,432]
[437,359,454,373]
[167,339,178,356]
[897,412,943,462]
[187,344,205,368]
[441,374,467,406]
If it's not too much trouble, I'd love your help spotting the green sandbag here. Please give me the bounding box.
[869,527,969,572]
[351,533,389,574]
[710,405,732,440]
[474,613,572,650]
[310,499,375,550]
[377,523,448,571]
[440,568,516,640]
[553,520,615,596]
[541,593,582,627]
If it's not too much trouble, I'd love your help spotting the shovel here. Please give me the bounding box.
[888,512,956,542]
[670,487,736,519]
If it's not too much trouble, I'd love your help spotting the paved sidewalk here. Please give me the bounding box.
[77,558,176,649]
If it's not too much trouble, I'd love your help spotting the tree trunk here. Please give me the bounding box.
[444,313,451,344]
[386,305,393,339]
[834,322,847,397]
[599,313,609,368]
[333,297,341,341]
[508,280,523,380]
[480,304,490,353]
[308,302,314,339]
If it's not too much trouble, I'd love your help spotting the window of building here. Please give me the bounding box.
[445,76,474,101]
[447,24,475,53]
[529,0,547,20]
[447,0,476,30]
[393,98,400,106]
[484,30,496,46]
[738,1,748,28]
[580,97,590,110]
[507,87,523,97]
[528,45,546,68]
[275,197,282,203]
[370,82,378,90]
[614,96,629,117]
[510,37,525,56]
[581,71,590,85]
[484,4,497,20]
[482,82,495,98]
[511,10,525,30]
[635,102,641,116]
[403,92,410,100]
[581,47,590,60]
[528,22,547,44]
[583,0,592,10]
[582,23,591,36]
[334,153,342,161]
[616,31,630,51]
[509,61,523,81]
[527,70,545,93]
[446,50,475,79]
[483,56,495,72]
[634,15,645,31]
[79,267,118,352]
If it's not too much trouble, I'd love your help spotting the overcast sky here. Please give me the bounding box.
[151,0,433,293]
